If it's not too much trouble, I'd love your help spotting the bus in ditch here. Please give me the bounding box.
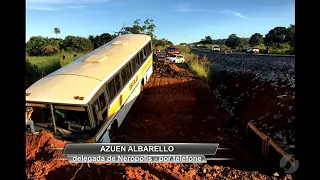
[25,34,153,143]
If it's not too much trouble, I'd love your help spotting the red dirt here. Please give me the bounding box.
[25,60,292,180]
[26,131,68,180]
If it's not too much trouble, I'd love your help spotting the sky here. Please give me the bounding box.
[26,0,295,45]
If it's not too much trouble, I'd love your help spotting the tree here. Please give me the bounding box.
[41,38,61,55]
[116,18,156,39]
[286,24,295,51]
[235,38,249,51]
[225,34,239,48]
[88,33,115,49]
[115,18,162,47]
[54,27,60,38]
[212,39,226,45]
[26,58,40,88]
[263,27,288,46]
[63,36,93,53]
[199,36,213,44]
[153,38,173,47]
[26,36,47,56]
[249,33,263,46]
[99,33,113,45]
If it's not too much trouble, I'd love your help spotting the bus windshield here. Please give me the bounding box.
[27,103,96,142]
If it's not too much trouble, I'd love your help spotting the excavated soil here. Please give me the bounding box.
[212,72,295,154]
[26,60,292,180]
[206,53,295,155]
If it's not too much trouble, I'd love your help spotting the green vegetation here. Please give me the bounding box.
[26,18,294,88]
[26,18,176,88]
[176,45,191,53]
[186,24,295,55]
[181,52,212,81]
[253,43,290,55]
[27,55,60,75]
[27,52,85,72]
[26,59,41,88]
[26,53,85,87]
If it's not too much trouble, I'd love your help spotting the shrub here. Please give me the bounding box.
[26,58,41,88]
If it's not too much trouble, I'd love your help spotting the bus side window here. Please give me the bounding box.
[114,73,122,93]
[92,101,99,124]
[145,44,149,57]
[93,100,103,124]
[143,47,147,61]
[127,62,133,78]
[121,66,128,85]
[107,79,116,101]
[132,56,138,73]
[148,42,152,56]
[139,51,144,64]
[98,92,107,111]
[135,55,140,67]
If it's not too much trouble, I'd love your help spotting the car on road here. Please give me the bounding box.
[212,45,220,52]
[166,54,185,63]
[246,47,259,54]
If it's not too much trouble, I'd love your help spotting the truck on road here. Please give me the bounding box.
[165,46,180,57]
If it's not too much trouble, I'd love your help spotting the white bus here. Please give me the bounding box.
[26,34,153,143]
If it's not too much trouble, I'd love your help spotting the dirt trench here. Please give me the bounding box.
[26,60,292,180]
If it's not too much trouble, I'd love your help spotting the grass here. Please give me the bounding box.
[181,52,212,81]
[176,45,191,53]
[27,52,85,79]
[253,44,290,55]
[27,56,61,77]
[59,53,85,67]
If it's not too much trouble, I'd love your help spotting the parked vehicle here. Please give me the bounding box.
[165,46,180,57]
[166,54,185,63]
[212,45,220,52]
[246,47,259,54]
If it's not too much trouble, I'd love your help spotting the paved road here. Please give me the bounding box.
[155,49,294,58]
[192,48,295,57]
[212,51,294,57]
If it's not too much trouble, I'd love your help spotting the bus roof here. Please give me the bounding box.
[26,34,151,105]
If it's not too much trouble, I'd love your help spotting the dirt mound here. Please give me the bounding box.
[115,76,224,143]
[26,130,69,180]
[153,60,194,78]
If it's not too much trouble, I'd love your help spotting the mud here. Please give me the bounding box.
[26,60,292,180]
